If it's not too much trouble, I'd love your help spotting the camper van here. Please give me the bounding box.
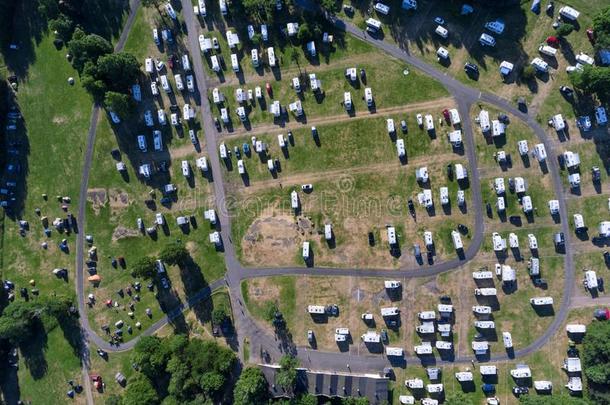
[539,45,558,57]
[531,57,549,73]
[137,135,147,152]
[435,25,448,38]
[479,33,496,46]
[251,49,259,67]
[343,92,352,110]
[153,130,163,151]
[174,74,184,91]
[364,88,373,107]
[231,54,239,72]
[267,47,276,67]
[365,18,382,33]
[219,0,227,15]
[211,55,220,72]
[160,75,171,93]
[181,54,191,71]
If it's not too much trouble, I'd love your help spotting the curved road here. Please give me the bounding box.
[73,0,576,387]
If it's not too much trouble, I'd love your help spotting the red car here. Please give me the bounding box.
[265,82,272,97]
[442,109,451,123]
[594,308,609,320]
[586,28,595,44]
[546,36,559,47]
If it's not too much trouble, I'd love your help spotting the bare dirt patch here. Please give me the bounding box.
[242,215,303,266]
[112,226,141,241]
[87,188,107,213]
[52,116,67,124]
[108,188,130,209]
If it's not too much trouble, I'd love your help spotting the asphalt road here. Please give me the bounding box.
[72,0,577,382]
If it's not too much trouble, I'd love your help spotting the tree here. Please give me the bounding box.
[131,256,157,279]
[158,241,190,266]
[289,47,302,74]
[315,0,340,14]
[67,28,113,72]
[593,6,610,51]
[233,367,268,405]
[571,65,610,102]
[297,22,313,44]
[0,301,44,343]
[242,0,275,23]
[445,392,474,405]
[199,371,225,397]
[131,336,170,380]
[277,355,298,394]
[212,306,228,325]
[521,65,536,81]
[95,52,141,92]
[49,13,74,40]
[104,394,121,405]
[556,23,574,37]
[582,320,610,403]
[342,398,369,405]
[122,374,160,405]
[104,91,134,118]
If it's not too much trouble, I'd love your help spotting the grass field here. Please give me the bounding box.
[230,160,474,268]
[209,59,449,126]
[221,106,458,185]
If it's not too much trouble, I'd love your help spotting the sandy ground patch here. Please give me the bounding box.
[242,215,305,266]
[87,188,107,213]
[108,188,130,209]
[112,226,141,242]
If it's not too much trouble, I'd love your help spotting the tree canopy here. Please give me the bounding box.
[233,366,269,405]
[593,6,610,51]
[104,91,134,118]
[570,65,610,103]
[277,355,299,394]
[158,241,190,266]
[68,28,113,73]
[131,256,158,279]
[583,320,610,404]
[122,374,160,405]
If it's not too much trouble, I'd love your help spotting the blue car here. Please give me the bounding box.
[242,143,250,155]
[482,383,495,393]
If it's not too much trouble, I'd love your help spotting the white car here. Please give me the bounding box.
[157,109,167,126]
[301,184,313,192]
[416,113,423,127]
[109,111,121,124]
[150,81,159,96]
[156,212,165,225]
[186,75,195,92]
[144,110,154,127]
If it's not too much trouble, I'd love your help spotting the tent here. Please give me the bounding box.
[88,275,102,283]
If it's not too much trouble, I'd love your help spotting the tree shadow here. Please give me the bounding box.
[18,318,48,380]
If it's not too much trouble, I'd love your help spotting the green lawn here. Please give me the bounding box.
[210,59,449,125]
[242,276,296,331]
[230,162,474,268]
[221,109,456,184]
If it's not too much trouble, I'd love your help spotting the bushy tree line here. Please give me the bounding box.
[582,320,610,404]
[117,335,238,404]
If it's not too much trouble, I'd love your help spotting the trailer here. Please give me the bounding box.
[361,331,381,343]
[414,344,433,355]
[585,270,598,290]
[472,341,489,354]
[435,341,452,350]
[452,231,463,250]
[475,288,497,296]
[396,139,406,157]
[528,234,538,249]
[385,280,401,289]
[511,365,531,379]
[534,381,552,392]
[530,296,553,306]
[307,305,325,314]
[455,372,473,382]
[387,118,395,134]
[475,321,495,329]
[518,140,529,155]
[502,331,513,348]
[381,307,400,317]
[566,324,586,335]
[416,323,435,334]
[480,365,497,376]
[386,347,404,357]
[472,305,492,315]
[418,311,435,320]
[405,378,424,389]
[302,241,310,260]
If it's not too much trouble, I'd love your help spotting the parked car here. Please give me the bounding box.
[464,62,479,75]
[594,308,609,320]
[434,16,445,25]
[301,184,313,192]
[512,386,529,397]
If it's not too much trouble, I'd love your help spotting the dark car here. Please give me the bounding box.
[594,308,609,320]
[482,383,495,393]
[360,68,366,81]
[446,164,453,179]
[592,166,601,182]
[457,224,469,234]
[554,232,565,248]
[512,386,529,396]
[400,120,407,133]
[380,329,388,343]
[517,97,527,112]
[311,126,318,137]
[214,117,221,130]
[560,86,574,98]
[243,143,250,155]
[464,62,479,74]
[326,304,339,316]
[533,278,547,288]
[407,199,415,216]
[368,232,375,246]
